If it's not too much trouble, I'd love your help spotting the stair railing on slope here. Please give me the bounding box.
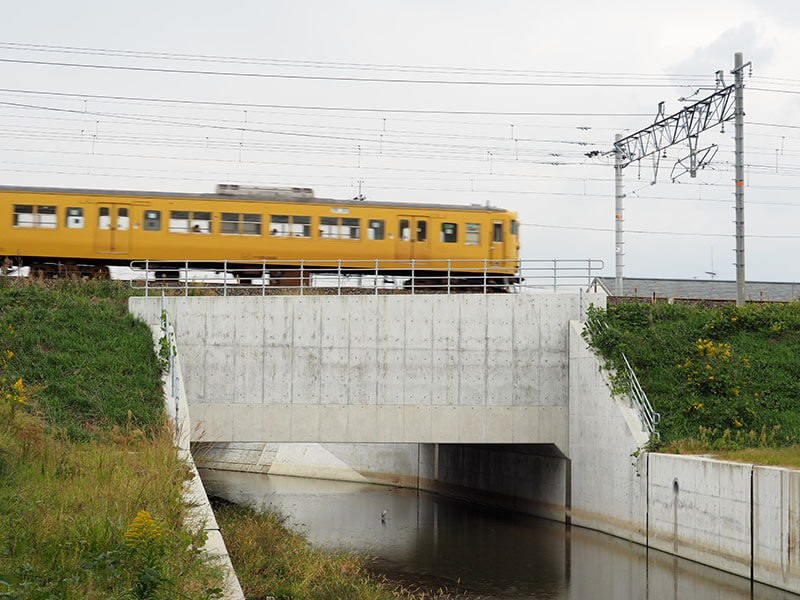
[620,352,661,442]
[586,317,661,442]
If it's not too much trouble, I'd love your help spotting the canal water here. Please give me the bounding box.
[201,469,798,600]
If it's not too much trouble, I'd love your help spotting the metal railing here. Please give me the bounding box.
[130,258,604,296]
[621,352,661,442]
[584,317,661,442]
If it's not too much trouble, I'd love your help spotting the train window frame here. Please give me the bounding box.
[270,214,290,237]
[117,207,130,231]
[342,218,360,240]
[12,204,34,228]
[465,223,480,246]
[98,207,111,230]
[191,211,211,234]
[292,215,311,238]
[35,205,57,229]
[493,222,503,243]
[416,220,427,242]
[220,212,240,235]
[66,207,84,229]
[399,219,410,241]
[242,213,262,236]
[168,210,190,233]
[510,220,518,235]
[143,210,161,231]
[367,219,385,240]
[320,216,360,240]
[441,222,458,243]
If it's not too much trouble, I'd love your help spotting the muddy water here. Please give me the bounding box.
[201,469,798,600]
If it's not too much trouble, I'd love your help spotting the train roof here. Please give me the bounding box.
[0,184,510,213]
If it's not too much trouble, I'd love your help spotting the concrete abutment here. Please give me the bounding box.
[130,294,800,595]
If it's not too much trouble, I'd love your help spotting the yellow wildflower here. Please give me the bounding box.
[731,317,737,321]
[3,350,12,359]
[733,417,743,428]
[12,379,23,392]
[123,510,162,549]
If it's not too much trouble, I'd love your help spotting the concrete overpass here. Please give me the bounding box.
[130,294,600,449]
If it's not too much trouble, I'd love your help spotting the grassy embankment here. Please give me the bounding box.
[584,301,800,464]
[0,278,467,600]
[0,278,224,599]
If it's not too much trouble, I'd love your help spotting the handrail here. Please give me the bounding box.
[129,258,604,296]
[585,317,661,442]
[621,352,661,442]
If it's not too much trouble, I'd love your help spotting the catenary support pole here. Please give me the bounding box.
[615,133,624,296]
[734,52,746,306]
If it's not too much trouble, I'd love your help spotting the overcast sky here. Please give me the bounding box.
[1,1,799,284]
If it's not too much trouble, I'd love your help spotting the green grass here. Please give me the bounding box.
[0,277,225,598]
[0,277,160,440]
[584,301,800,451]
[213,499,468,600]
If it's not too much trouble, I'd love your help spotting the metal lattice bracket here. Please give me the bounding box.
[614,84,735,183]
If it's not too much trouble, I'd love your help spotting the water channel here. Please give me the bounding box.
[201,469,799,600]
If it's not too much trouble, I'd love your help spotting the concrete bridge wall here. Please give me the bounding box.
[130,293,600,446]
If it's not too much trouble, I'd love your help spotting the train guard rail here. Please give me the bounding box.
[129,258,604,296]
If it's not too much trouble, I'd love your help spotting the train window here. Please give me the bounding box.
[367,219,385,240]
[320,216,338,239]
[98,207,111,230]
[343,218,360,239]
[242,213,262,235]
[12,205,34,228]
[220,212,239,234]
[416,220,427,242]
[36,205,57,229]
[399,219,410,241]
[292,216,311,238]
[66,207,84,229]
[441,222,458,243]
[144,210,161,231]
[465,223,480,245]
[191,211,211,233]
[510,220,518,235]
[169,210,190,233]
[320,217,359,239]
[493,222,503,243]
[270,215,290,236]
[117,207,129,231]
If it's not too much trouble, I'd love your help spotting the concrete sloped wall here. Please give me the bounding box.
[567,320,650,544]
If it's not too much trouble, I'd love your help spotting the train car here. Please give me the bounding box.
[0,184,519,286]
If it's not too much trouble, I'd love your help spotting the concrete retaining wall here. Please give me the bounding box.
[130,294,601,446]
[568,319,649,544]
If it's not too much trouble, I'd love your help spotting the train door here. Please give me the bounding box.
[396,216,430,261]
[490,220,505,261]
[94,204,131,254]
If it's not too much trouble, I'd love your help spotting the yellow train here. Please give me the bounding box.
[0,184,520,286]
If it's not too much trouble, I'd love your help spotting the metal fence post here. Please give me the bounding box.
[337,260,342,295]
[411,259,415,295]
[184,260,189,297]
[483,259,487,294]
[375,259,379,296]
[300,260,304,296]
[553,258,557,292]
[144,259,149,297]
[262,260,267,296]
[447,259,451,295]
[223,259,228,297]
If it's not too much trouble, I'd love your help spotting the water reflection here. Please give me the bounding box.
[201,469,797,600]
